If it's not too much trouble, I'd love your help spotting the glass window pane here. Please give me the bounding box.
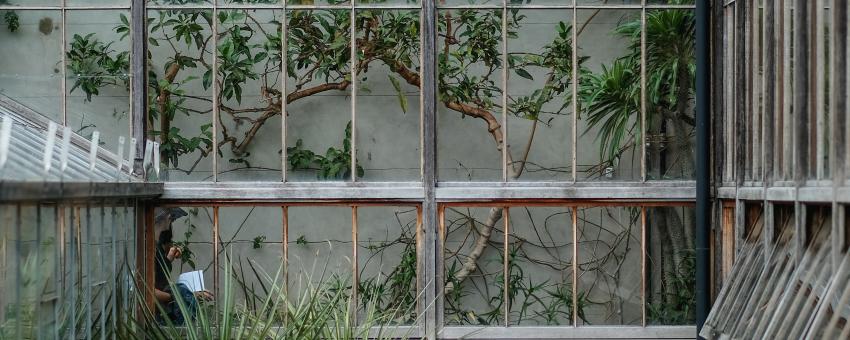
[576,206,642,325]
[219,0,281,5]
[645,206,695,325]
[437,9,504,181]
[65,10,131,151]
[159,207,215,296]
[148,9,215,181]
[285,9,354,181]
[577,0,641,5]
[218,207,283,307]
[0,10,62,122]
[287,206,353,298]
[645,9,695,180]
[507,206,573,325]
[148,0,213,5]
[576,9,641,181]
[287,0,349,7]
[507,10,573,181]
[356,206,419,325]
[443,206,505,325]
[216,9,283,181]
[355,9,421,181]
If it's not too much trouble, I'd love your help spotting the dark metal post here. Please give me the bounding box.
[131,0,148,176]
[695,0,711,336]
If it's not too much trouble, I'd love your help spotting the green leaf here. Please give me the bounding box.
[514,68,533,81]
[388,75,408,114]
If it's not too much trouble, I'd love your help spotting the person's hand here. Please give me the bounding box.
[194,290,214,301]
[166,246,182,261]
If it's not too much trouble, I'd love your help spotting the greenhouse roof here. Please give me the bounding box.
[0,95,136,183]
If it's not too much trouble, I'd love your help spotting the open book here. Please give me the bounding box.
[177,270,205,292]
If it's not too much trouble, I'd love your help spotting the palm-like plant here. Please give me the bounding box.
[579,0,696,324]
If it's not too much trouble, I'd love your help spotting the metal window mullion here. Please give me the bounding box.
[281,205,289,327]
[213,206,220,313]
[98,203,106,340]
[84,204,93,339]
[571,206,578,327]
[814,0,826,180]
[351,205,359,325]
[752,0,761,181]
[640,206,647,326]
[350,3,358,182]
[34,205,42,340]
[110,206,117,333]
[55,205,63,340]
[501,1,508,182]
[282,5,288,183]
[13,204,21,339]
[69,206,78,340]
[502,206,509,326]
[571,4,577,183]
[640,2,647,182]
[213,6,220,183]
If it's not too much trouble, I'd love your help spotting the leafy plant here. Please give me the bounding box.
[287,122,364,179]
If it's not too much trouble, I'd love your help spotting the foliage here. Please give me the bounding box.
[287,122,364,179]
[125,253,418,340]
[3,11,18,32]
[580,2,696,176]
[66,33,131,101]
[54,0,697,328]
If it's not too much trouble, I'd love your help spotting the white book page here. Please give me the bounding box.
[177,270,205,292]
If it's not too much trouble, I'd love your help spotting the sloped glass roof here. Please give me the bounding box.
[0,95,136,182]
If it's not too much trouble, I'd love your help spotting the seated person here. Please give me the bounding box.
[153,208,213,325]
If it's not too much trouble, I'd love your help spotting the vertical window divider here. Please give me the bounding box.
[640,206,647,327]
[423,0,438,335]
[35,204,43,340]
[213,6,220,183]
[282,204,289,319]
[350,1,358,183]
[281,4,288,183]
[503,206,509,326]
[813,0,825,180]
[61,0,67,128]
[571,205,578,327]
[84,204,93,339]
[213,206,220,309]
[571,2,577,183]
[56,205,65,340]
[501,0,508,182]
[13,204,22,339]
[640,1,647,182]
[352,205,359,324]
[131,0,146,175]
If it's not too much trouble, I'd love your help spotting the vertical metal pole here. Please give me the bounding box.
[35,205,42,340]
[14,205,21,340]
[131,0,148,176]
[350,2,358,182]
[500,0,508,182]
[84,204,92,339]
[695,0,711,335]
[212,6,220,182]
[571,2,577,183]
[502,207,509,326]
[640,0,647,181]
[422,0,438,336]
[281,6,288,183]
[571,206,578,327]
[351,205,359,324]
